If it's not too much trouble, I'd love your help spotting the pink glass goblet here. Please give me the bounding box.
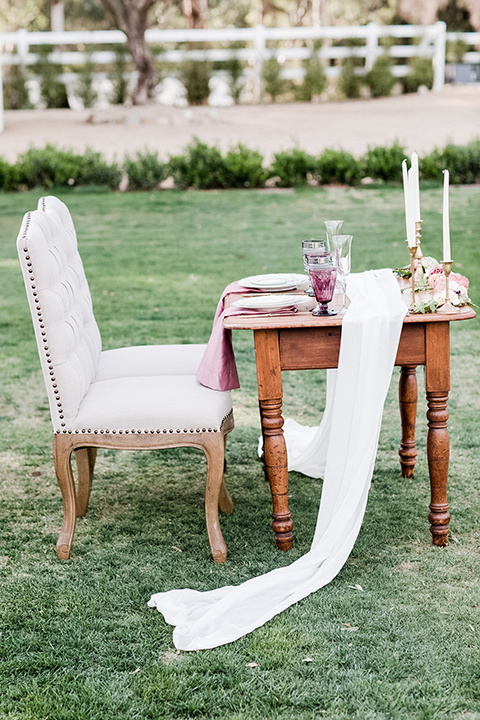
[302,239,327,297]
[307,254,337,316]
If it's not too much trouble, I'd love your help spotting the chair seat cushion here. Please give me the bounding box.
[67,375,232,433]
[96,344,207,382]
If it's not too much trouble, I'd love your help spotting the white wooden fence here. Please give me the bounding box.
[0,22,479,130]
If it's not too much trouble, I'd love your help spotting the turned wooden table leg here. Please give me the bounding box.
[426,391,450,546]
[399,365,418,478]
[254,329,293,551]
[425,322,451,546]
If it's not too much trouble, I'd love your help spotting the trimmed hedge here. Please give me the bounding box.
[1,138,479,192]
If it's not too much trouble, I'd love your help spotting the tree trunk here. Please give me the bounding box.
[100,0,158,105]
[183,0,207,28]
[126,31,157,104]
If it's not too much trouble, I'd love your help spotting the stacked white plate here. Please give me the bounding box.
[239,273,308,292]
[233,294,311,312]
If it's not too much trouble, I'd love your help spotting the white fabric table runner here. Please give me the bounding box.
[148,269,407,650]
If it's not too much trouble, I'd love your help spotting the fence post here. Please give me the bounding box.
[433,20,446,92]
[17,28,29,67]
[254,23,266,103]
[365,21,378,72]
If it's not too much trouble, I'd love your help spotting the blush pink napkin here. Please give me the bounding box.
[196,282,297,391]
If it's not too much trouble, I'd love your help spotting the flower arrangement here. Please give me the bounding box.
[408,256,472,313]
[395,256,472,313]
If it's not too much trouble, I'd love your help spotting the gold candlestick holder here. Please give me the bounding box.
[436,260,461,314]
[415,220,423,260]
[408,245,417,307]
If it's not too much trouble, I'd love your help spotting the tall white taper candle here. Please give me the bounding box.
[407,167,416,247]
[402,160,415,247]
[443,169,451,262]
[411,152,421,222]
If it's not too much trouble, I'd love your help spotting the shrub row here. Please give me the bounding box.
[1,139,479,192]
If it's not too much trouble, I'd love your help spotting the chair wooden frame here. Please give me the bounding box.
[54,411,234,563]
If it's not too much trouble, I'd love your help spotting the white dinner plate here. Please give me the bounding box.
[232,294,311,312]
[239,273,308,292]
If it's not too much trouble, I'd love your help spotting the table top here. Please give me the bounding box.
[223,282,476,331]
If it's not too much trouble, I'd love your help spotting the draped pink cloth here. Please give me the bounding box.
[196,282,297,392]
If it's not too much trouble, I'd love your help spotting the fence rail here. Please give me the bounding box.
[0,21,479,131]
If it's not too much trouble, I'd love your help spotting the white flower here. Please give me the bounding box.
[421,256,441,276]
[434,281,470,307]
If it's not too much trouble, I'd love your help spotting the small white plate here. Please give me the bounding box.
[233,294,311,312]
[239,273,308,292]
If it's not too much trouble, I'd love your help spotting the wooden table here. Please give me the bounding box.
[224,293,476,551]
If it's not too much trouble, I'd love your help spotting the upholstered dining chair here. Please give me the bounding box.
[16,196,234,563]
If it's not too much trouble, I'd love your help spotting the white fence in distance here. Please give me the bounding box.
[0,22,479,127]
[0,22,467,92]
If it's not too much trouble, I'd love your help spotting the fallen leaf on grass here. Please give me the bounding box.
[246,662,258,668]
[348,584,364,592]
[342,622,351,627]
[344,626,360,632]
[171,546,182,552]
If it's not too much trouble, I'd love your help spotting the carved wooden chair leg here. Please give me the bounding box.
[219,432,233,513]
[53,435,77,560]
[203,433,228,563]
[399,365,418,478]
[74,447,95,517]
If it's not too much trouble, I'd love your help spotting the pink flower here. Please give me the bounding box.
[450,272,469,289]
[428,269,445,290]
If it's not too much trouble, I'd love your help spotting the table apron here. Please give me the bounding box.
[278,323,427,371]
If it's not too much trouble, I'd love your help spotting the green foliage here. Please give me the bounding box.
[420,140,480,184]
[364,55,396,98]
[224,56,245,104]
[339,57,362,99]
[168,138,227,189]
[270,148,316,187]
[124,150,167,191]
[262,58,285,102]
[33,45,69,109]
[404,56,434,93]
[179,60,212,105]
[0,158,18,191]
[438,0,474,31]
[446,38,469,63]
[75,57,98,109]
[296,54,327,102]
[224,144,268,188]
[362,141,406,182]
[316,148,362,185]
[2,140,480,193]
[15,145,121,190]
[3,63,32,110]
[109,45,129,105]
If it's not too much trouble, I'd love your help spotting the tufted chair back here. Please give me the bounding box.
[17,207,102,431]
[38,195,77,236]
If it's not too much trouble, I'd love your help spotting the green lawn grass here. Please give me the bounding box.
[1,186,479,720]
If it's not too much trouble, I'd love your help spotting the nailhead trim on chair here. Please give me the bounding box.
[22,212,67,429]
[52,410,234,436]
